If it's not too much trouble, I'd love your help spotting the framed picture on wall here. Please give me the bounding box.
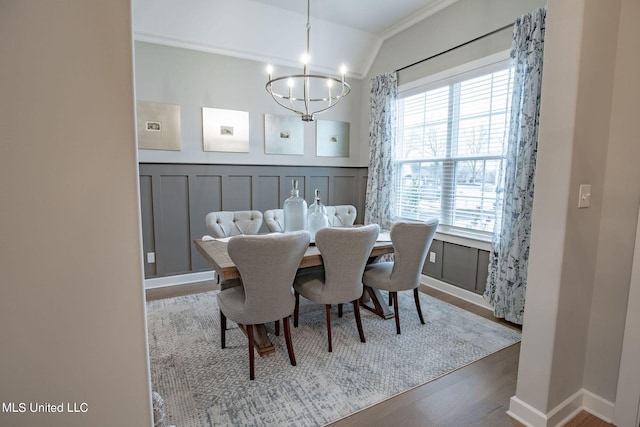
[136,101,181,151]
[202,107,250,153]
[264,114,304,155]
[316,120,350,157]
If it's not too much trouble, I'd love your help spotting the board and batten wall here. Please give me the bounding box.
[140,162,490,296]
[139,163,368,277]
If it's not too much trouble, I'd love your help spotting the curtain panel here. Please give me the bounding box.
[365,72,398,231]
[484,7,547,325]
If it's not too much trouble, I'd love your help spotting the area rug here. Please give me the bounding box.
[146,290,520,426]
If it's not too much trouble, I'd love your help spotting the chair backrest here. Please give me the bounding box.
[227,230,310,324]
[315,224,379,303]
[390,219,439,291]
[205,210,263,238]
[325,205,357,227]
[263,209,284,233]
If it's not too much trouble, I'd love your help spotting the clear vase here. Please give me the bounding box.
[283,179,307,232]
[307,189,328,240]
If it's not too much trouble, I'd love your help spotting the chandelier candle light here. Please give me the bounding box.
[265,0,351,122]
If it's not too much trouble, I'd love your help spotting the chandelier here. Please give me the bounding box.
[265,0,351,122]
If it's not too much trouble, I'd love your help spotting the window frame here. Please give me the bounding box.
[396,50,511,240]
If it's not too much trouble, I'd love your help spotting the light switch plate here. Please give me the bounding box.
[578,184,591,208]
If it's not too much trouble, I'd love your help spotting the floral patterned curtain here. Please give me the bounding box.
[365,72,398,230]
[484,7,546,325]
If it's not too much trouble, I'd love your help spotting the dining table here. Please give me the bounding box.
[194,233,395,356]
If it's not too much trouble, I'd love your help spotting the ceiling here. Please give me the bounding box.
[249,0,455,36]
[132,0,459,79]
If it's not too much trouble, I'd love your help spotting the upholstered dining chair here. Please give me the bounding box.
[325,205,357,227]
[217,230,310,380]
[293,224,379,352]
[205,210,263,238]
[204,210,263,291]
[263,208,284,233]
[362,219,439,335]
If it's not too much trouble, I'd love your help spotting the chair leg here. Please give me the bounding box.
[275,320,280,336]
[388,291,393,306]
[283,316,296,366]
[247,324,255,380]
[338,303,343,318]
[325,304,333,352]
[414,288,425,325]
[294,290,300,328]
[353,299,366,343]
[392,291,401,334]
[220,310,227,349]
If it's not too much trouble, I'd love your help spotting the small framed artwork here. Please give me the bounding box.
[136,101,181,151]
[264,114,304,155]
[202,107,249,153]
[316,120,350,157]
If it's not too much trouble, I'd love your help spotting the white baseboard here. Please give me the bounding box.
[144,271,215,289]
[421,275,493,311]
[582,390,615,423]
[147,272,494,309]
[507,389,615,427]
[508,396,548,427]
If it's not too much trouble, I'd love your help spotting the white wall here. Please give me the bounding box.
[134,42,365,167]
[585,0,640,407]
[0,2,152,427]
[511,0,640,424]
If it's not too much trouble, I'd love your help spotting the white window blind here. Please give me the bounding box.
[396,58,513,233]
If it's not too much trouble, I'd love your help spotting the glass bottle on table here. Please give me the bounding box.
[283,179,307,232]
[307,189,328,241]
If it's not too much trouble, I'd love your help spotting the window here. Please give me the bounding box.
[396,54,513,233]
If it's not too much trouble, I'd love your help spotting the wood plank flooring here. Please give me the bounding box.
[145,281,611,427]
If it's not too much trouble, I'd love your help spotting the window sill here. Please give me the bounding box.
[435,226,492,251]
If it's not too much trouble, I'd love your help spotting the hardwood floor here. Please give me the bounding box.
[146,282,610,427]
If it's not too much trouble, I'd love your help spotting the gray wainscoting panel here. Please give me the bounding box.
[421,239,491,295]
[158,175,192,275]
[255,175,280,214]
[334,176,357,206]
[139,175,156,278]
[422,239,443,278]
[442,242,479,292]
[191,175,222,271]
[139,163,368,278]
[223,175,252,211]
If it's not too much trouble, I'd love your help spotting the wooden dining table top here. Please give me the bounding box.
[194,235,394,282]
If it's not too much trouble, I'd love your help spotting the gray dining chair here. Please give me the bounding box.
[263,208,285,233]
[217,230,310,380]
[205,210,264,291]
[205,210,263,238]
[362,219,439,334]
[293,224,379,352]
[325,205,357,227]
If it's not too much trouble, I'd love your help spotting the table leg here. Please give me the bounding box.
[360,286,395,319]
[238,324,275,357]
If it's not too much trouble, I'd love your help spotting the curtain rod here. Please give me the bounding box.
[395,22,514,73]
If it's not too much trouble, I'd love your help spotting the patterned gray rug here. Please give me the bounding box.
[147,289,520,427]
